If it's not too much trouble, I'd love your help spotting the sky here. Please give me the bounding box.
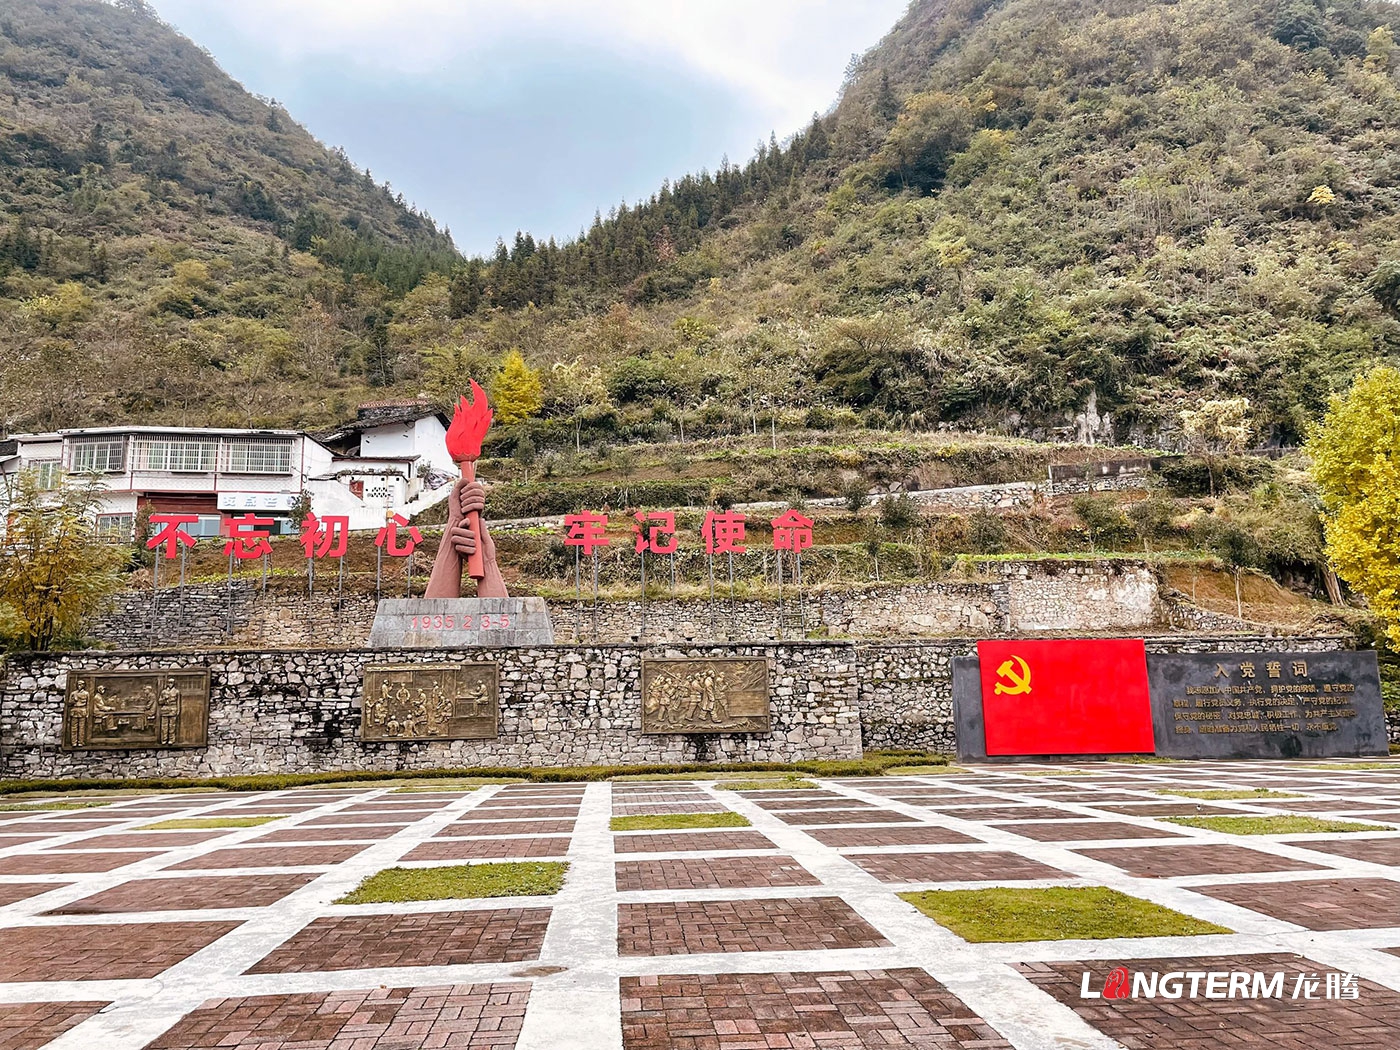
[146,0,910,257]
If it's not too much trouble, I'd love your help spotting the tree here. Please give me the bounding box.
[1180,397,1253,498]
[491,349,543,425]
[1367,261,1400,318]
[1307,366,1400,646]
[874,72,901,122]
[548,359,611,452]
[0,471,126,652]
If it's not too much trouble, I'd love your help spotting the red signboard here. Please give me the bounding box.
[977,639,1155,756]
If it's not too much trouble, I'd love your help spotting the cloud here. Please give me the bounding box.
[153,0,906,131]
[144,0,909,252]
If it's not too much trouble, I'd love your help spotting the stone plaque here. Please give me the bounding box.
[63,669,210,750]
[362,663,498,741]
[1149,651,1387,759]
[368,597,554,648]
[641,658,770,734]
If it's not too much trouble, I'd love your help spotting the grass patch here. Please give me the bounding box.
[1017,770,1093,777]
[609,812,750,832]
[0,800,112,811]
[1155,788,1301,800]
[1107,756,1179,764]
[899,886,1230,942]
[0,752,949,796]
[139,816,285,830]
[885,765,969,776]
[719,779,818,791]
[336,862,568,904]
[1164,815,1391,835]
[1302,762,1400,771]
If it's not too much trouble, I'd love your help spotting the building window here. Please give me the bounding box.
[95,514,134,541]
[131,439,217,473]
[71,438,126,473]
[223,440,292,475]
[191,515,223,538]
[30,461,62,490]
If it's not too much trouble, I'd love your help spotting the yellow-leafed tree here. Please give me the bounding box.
[490,350,543,425]
[1307,366,1400,645]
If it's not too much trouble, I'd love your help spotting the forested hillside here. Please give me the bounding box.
[4,0,1400,452]
[0,0,459,432]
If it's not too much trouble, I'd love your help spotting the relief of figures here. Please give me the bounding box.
[63,671,210,750]
[362,664,498,741]
[641,658,771,734]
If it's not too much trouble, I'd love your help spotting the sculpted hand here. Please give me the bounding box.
[447,480,488,559]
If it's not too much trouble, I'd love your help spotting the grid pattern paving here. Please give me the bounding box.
[2,763,1400,1048]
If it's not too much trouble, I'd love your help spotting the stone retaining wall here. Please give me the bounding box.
[0,644,862,778]
[0,633,1354,779]
[90,561,1163,649]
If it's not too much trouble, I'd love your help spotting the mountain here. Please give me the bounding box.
[0,0,459,432]
[4,0,1400,452]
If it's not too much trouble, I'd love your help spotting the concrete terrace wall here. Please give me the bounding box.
[0,644,862,779]
[0,634,1353,779]
[89,561,1165,649]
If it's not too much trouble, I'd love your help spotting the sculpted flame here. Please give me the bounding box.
[445,380,493,463]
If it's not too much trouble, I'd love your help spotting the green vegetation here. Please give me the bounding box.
[719,778,818,790]
[899,887,1231,942]
[0,753,947,796]
[0,799,111,811]
[885,765,969,776]
[336,862,568,904]
[140,815,285,830]
[5,0,1400,459]
[1309,366,1400,647]
[1304,761,1400,770]
[1164,815,1390,834]
[609,812,750,832]
[1155,788,1302,800]
[0,473,125,651]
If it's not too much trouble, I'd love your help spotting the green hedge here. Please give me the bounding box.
[0,751,947,795]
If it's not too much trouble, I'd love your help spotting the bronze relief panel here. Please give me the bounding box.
[63,670,210,750]
[362,663,499,741]
[641,658,771,734]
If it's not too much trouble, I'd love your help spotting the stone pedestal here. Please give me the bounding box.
[368,598,555,648]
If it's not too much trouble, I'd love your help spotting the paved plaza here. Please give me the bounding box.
[3,764,1400,1048]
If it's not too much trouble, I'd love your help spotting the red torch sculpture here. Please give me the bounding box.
[444,380,494,581]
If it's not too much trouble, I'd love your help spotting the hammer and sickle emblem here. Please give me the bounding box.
[994,655,1032,696]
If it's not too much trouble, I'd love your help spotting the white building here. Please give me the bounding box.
[0,401,456,539]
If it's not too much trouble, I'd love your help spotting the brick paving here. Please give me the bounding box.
[147,984,530,1050]
[620,969,1013,1049]
[0,1002,109,1050]
[2,768,1400,1049]
[773,807,918,825]
[1077,844,1328,878]
[847,849,1071,883]
[612,830,778,853]
[0,882,67,906]
[0,921,239,980]
[169,844,371,870]
[618,897,889,955]
[50,873,317,914]
[247,909,552,973]
[0,851,159,874]
[807,825,979,846]
[1021,954,1400,1050]
[614,855,819,891]
[1197,877,1400,930]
